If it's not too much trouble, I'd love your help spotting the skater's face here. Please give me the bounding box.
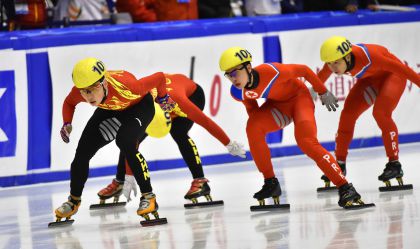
[79,79,108,106]
[327,56,349,75]
[224,64,251,89]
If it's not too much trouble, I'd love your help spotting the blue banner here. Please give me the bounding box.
[0,71,17,157]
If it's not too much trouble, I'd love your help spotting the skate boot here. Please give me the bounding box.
[317,162,346,192]
[184,178,224,209]
[90,179,126,209]
[378,161,413,192]
[338,183,375,210]
[137,192,167,226]
[48,195,81,228]
[250,177,290,211]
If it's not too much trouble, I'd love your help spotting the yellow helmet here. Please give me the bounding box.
[219,46,252,71]
[146,103,172,138]
[72,58,107,88]
[320,36,352,62]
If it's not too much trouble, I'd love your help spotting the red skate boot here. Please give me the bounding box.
[184,178,224,209]
[90,179,126,209]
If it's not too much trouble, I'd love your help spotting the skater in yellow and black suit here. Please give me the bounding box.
[54,57,177,223]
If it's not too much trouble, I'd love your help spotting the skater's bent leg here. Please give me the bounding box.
[170,117,204,179]
[372,76,405,161]
[118,134,146,180]
[116,151,126,182]
[246,108,282,179]
[335,84,371,162]
[116,130,152,193]
[295,120,347,187]
[70,113,110,197]
[116,94,155,193]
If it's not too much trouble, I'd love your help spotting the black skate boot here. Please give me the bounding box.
[338,183,375,210]
[184,178,224,209]
[90,179,126,209]
[317,162,346,192]
[250,177,290,211]
[378,161,413,192]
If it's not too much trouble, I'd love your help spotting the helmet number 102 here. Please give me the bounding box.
[92,61,105,76]
[235,50,252,61]
[337,40,351,55]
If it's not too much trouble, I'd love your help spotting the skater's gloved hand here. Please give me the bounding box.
[60,122,72,143]
[319,91,339,112]
[123,175,137,202]
[226,141,246,158]
[156,94,178,112]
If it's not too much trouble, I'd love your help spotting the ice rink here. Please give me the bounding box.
[1,143,419,249]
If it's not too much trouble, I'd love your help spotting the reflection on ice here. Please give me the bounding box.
[0,143,420,248]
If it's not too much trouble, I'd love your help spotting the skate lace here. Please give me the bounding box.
[59,202,74,213]
[191,178,208,188]
[140,199,150,209]
[262,182,273,191]
[191,181,202,188]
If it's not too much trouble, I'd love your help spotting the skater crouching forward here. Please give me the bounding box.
[100,73,246,208]
[53,57,177,225]
[219,47,373,209]
[318,36,419,191]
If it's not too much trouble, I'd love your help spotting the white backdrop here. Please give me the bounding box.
[0,50,28,177]
[48,33,264,171]
[278,22,420,146]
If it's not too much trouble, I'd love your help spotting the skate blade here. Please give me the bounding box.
[250,204,290,212]
[379,184,413,192]
[184,200,224,209]
[48,219,74,228]
[316,186,337,192]
[89,202,126,210]
[343,203,375,210]
[140,218,168,227]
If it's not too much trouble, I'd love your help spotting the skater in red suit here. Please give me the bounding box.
[318,36,420,189]
[100,73,245,206]
[219,46,371,208]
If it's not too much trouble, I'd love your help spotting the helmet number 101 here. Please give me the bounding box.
[235,50,252,62]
